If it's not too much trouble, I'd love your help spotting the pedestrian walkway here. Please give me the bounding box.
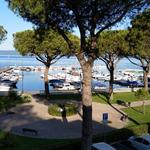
[113,99,150,109]
[0,96,127,139]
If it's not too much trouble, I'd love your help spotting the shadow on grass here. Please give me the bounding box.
[92,91,140,125]
[93,91,109,103]
[130,107,144,114]
[109,104,140,125]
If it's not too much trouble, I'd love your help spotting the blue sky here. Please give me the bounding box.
[0,1,33,50]
[0,1,129,50]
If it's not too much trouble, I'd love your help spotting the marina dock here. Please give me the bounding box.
[0,67,12,74]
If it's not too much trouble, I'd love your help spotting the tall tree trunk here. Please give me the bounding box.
[143,68,148,91]
[81,62,93,150]
[109,65,114,101]
[44,64,50,97]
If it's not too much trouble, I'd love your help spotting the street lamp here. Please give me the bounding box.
[21,55,24,94]
[21,69,24,94]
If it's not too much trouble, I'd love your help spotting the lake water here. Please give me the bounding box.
[0,50,142,92]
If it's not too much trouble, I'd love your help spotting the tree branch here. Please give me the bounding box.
[99,57,110,70]
[114,57,122,68]
[127,56,143,67]
[51,55,63,65]
[96,9,128,39]
[36,55,46,64]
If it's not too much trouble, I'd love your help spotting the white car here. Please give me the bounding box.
[92,142,116,150]
[57,82,76,90]
[128,134,150,150]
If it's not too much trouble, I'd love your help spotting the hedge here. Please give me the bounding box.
[48,103,78,117]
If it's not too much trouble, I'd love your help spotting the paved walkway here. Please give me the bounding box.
[113,99,150,109]
[1,96,150,139]
[0,96,127,139]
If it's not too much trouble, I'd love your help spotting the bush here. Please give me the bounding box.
[65,103,78,116]
[21,94,32,103]
[135,88,149,100]
[8,91,18,101]
[0,99,5,112]
[116,100,127,106]
[48,104,61,116]
[48,103,78,117]
[0,132,16,148]
[0,93,32,113]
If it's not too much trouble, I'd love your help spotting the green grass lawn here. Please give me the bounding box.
[0,130,80,150]
[92,92,150,104]
[47,91,150,104]
[122,105,150,126]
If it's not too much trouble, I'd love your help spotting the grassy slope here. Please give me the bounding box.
[122,105,150,126]
[92,92,150,104]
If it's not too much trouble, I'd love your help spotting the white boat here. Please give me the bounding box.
[92,72,110,80]
[0,79,17,87]
[92,82,107,90]
[65,74,81,82]
[0,85,10,89]
[0,85,11,96]
[40,74,59,80]
[56,82,76,90]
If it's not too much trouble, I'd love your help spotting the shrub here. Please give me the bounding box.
[135,88,149,100]
[116,100,127,106]
[65,103,78,116]
[8,91,18,101]
[48,103,78,117]
[0,99,5,112]
[48,104,61,116]
[0,132,16,148]
[0,93,32,113]
[21,94,32,103]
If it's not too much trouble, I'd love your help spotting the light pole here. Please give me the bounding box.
[21,55,24,94]
[21,70,24,94]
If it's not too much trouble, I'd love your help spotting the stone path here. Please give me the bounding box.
[0,96,127,139]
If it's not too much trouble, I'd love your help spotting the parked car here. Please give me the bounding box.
[49,79,64,88]
[128,134,150,150]
[112,140,138,150]
[57,82,76,90]
[70,81,81,90]
[127,80,144,87]
[92,142,116,150]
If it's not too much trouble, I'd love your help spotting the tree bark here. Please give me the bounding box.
[109,65,114,101]
[143,68,149,91]
[81,62,93,150]
[44,64,50,97]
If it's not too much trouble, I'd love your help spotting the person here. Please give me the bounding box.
[61,105,66,118]
[128,102,131,107]
[120,114,128,121]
